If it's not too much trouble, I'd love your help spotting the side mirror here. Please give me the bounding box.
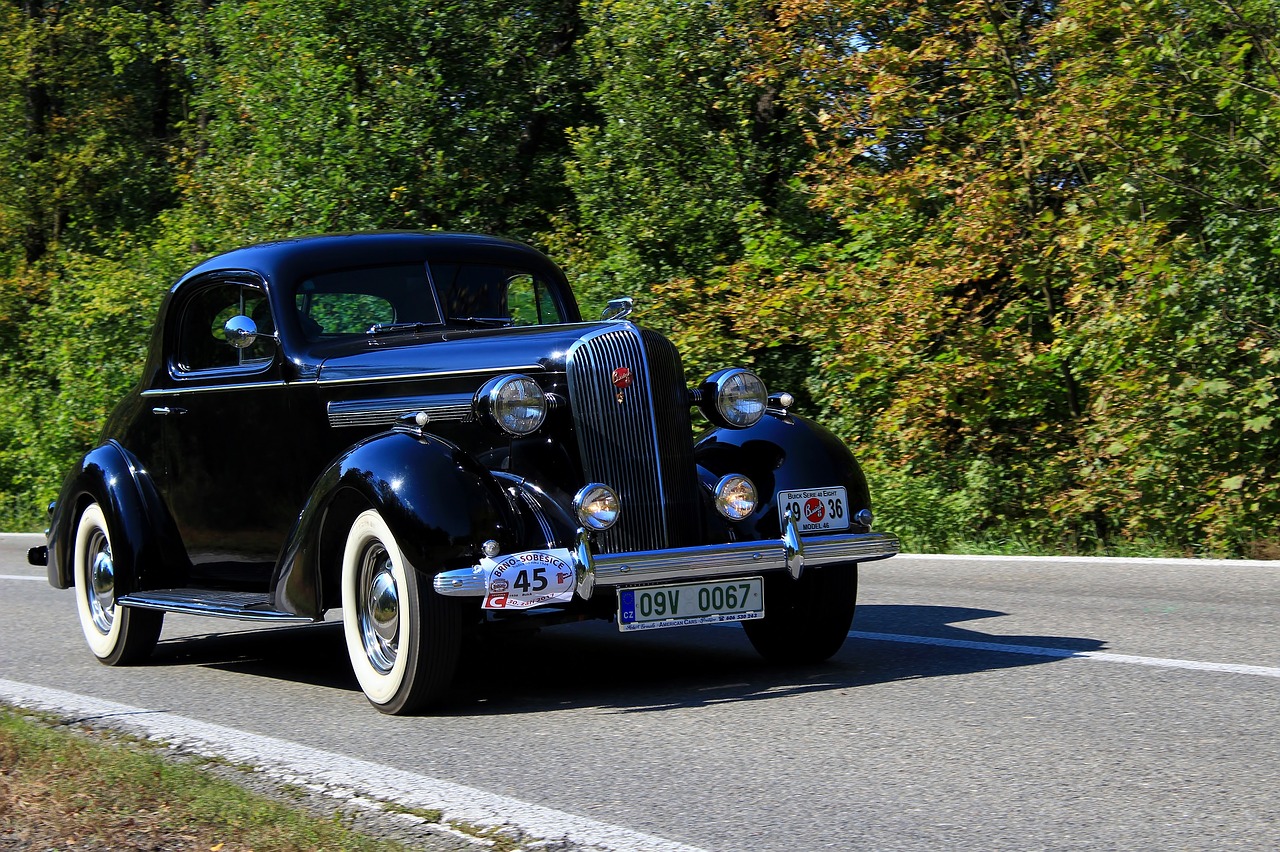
[223,315,259,349]
[601,297,635,321]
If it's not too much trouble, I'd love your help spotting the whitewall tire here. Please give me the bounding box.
[72,502,163,665]
[341,509,462,714]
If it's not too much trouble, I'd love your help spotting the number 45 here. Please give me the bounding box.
[513,567,548,593]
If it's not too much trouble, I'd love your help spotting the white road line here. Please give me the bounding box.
[0,679,708,852]
[892,553,1280,569]
[849,631,1280,678]
[0,574,44,581]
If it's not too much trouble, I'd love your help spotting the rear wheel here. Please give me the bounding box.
[743,565,857,664]
[72,502,163,665]
[341,509,462,714]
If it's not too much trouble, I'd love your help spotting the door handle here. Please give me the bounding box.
[151,406,188,416]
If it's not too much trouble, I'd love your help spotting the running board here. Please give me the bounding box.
[118,589,316,623]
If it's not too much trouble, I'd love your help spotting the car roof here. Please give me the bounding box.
[176,231,566,291]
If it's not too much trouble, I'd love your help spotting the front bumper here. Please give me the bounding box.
[433,512,901,600]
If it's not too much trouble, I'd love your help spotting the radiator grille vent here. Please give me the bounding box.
[566,325,701,553]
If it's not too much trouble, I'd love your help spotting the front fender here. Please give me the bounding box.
[694,413,872,543]
[46,441,189,591]
[271,430,520,618]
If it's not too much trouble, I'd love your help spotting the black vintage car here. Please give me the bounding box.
[30,231,899,714]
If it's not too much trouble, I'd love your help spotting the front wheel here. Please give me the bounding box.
[341,509,462,714]
[743,565,858,664]
[72,502,163,665]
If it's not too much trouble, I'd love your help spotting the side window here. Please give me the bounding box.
[177,281,274,372]
[506,273,562,326]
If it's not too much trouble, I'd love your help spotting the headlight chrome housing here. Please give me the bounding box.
[700,368,768,429]
[573,483,620,531]
[475,374,548,436]
[713,474,758,521]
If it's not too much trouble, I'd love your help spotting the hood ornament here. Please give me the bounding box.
[601,297,635,321]
[612,367,633,403]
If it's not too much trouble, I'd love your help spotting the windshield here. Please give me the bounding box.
[294,261,566,342]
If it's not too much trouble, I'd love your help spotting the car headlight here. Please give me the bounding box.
[573,483,620,531]
[475,374,548,436]
[700,368,767,429]
[713,474,758,521]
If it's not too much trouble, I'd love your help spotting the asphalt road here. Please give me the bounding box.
[2,533,1277,850]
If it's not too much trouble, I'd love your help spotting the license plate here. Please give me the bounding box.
[778,486,850,533]
[617,577,764,632]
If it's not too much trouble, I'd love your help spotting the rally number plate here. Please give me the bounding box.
[778,486,850,533]
[617,577,764,632]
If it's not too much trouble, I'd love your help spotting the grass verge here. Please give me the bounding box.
[0,706,412,851]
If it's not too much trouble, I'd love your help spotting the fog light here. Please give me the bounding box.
[573,483,620,531]
[714,474,758,521]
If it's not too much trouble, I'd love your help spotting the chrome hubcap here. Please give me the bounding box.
[88,534,115,635]
[358,544,400,674]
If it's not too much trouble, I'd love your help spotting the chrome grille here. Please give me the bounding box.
[566,325,701,553]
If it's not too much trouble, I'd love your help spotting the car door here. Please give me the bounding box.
[146,274,302,582]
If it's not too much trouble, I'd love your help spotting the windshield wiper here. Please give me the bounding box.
[445,316,515,328]
[367,321,440,336]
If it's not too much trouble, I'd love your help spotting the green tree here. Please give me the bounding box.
[169,0,588,248]
[0,1,182,529]
[674,0,1280,555]
[558,0,834,403]
[1046,0,1280,555]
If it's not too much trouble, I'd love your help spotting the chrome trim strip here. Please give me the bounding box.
[490,471,559,550]
[141,380,289,396]
[145,366,549,393]
[316,365,545,387]
[522,490,556,548]
[433,529,901,599]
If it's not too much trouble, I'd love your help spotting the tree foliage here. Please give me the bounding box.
[633,0,1280,556]
[0,0,1276,556]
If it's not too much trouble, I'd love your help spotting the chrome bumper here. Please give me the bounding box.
[433,513,901,601]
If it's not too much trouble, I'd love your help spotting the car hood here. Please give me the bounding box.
[312,321,616,384]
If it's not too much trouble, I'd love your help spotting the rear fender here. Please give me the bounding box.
[46,441,189,591]
[271,430,521,618]
[694,413,872,543]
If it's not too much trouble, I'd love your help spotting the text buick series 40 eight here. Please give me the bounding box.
[30,231,900,714]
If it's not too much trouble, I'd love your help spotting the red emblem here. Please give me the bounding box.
[804,498,825,524]
[611,367,633,403]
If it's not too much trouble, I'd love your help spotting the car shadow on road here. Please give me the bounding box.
[146,603,1105,715]
[445,603,1107,715]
